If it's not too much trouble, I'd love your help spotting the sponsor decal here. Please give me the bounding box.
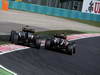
[82,0,100,14]
[86,0,94,13]
[94,1,100,13]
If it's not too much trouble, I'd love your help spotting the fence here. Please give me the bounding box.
[8,1,100,22]
[21,0,83,11]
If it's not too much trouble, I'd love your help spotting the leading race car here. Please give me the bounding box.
[45,34,76,55]
[9,25,41,49]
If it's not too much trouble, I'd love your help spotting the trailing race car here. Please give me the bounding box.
[9,25,41,49]
[45,34,76,55]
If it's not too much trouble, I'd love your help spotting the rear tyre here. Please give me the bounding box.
[73,46,76,54]
[67,45,76,55]
[9,30,16,43]
[45,39,51,49]
[13,33,19,44]
[35,39,41,49]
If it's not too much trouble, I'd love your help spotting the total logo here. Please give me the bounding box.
[94,1,100,13]
[86,0,100,14]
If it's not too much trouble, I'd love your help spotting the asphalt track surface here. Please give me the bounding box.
[0,10,100,75]
[0,22,48,34]
[1,10,100,32]
[0,37,100,75]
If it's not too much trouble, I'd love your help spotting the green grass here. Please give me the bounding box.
[10,8,100,27]
[0,29,99,45]
[0,41,10,45]
[36,30,85,36]
[0,67,14,75]
[0,30,84,45]
[0,35,10,45]
[62,17,100,27]
[45,13,100,27]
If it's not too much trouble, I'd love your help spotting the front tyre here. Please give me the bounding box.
[35,39,41,49]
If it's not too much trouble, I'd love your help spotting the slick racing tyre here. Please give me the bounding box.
[45,39,51,49]
[10,30,17,43]
[67,45,76,55]
[13,32,19,44]
[34,39,41,49]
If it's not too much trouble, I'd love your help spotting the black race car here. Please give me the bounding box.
[9,25,41,49]
[45,34,76,55]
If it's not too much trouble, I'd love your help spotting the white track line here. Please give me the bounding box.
[68,34,100,41]
[0,65,17,75]
[0,47,29,55]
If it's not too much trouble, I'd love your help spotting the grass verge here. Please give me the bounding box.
[10,9,100,27]
[62,17,100,27]
[0,29,99,45]
[0,35,10,45]
[36,30,84,36]
[36,30,85,39]
[0,30,84,45]
[0,41,10,45]
[0,67,14,75]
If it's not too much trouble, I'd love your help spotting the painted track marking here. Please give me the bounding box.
[0,65,17,75]
[0,44,29,55]
[0,33,100,55]
[67,33,100,41]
